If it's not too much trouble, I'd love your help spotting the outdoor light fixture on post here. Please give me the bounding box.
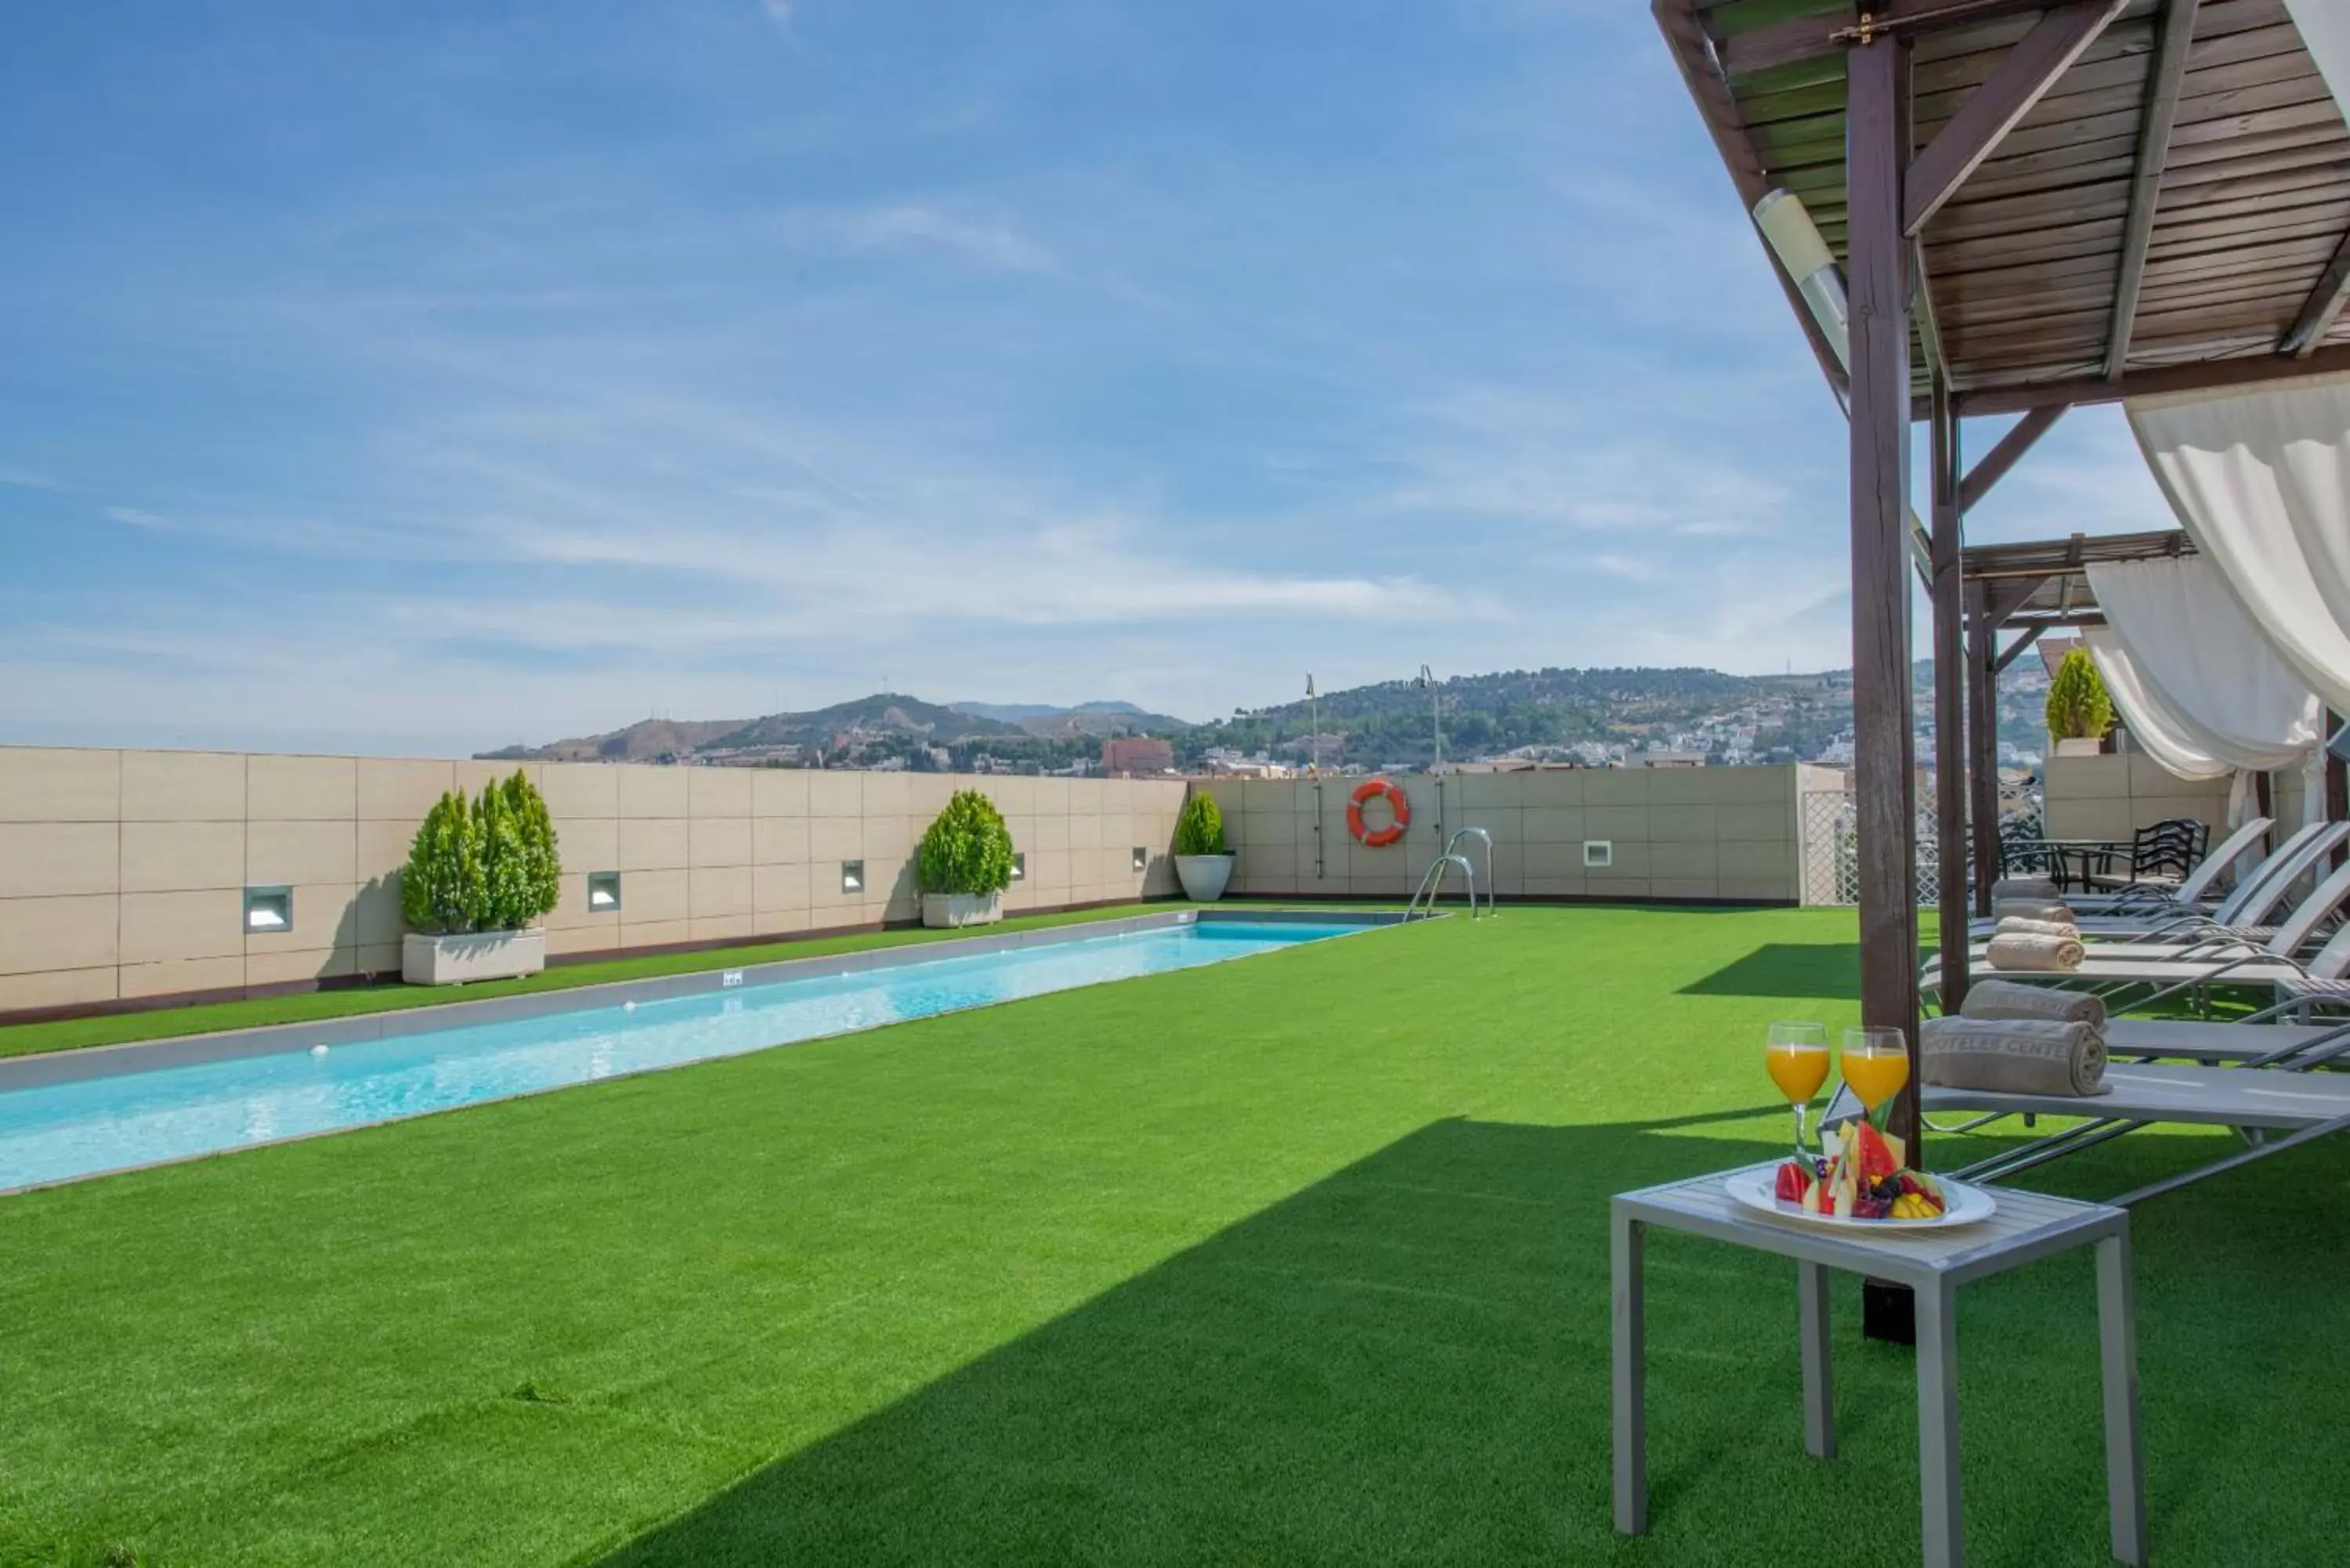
[1752,190,1850,374]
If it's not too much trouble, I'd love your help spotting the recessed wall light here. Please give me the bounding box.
[841,860,865,894]
[244,887,292,934]
[1132,846,1148,873]
[587,871,622,912]
[1583,840,1614,869]
[1010,852,1026,882]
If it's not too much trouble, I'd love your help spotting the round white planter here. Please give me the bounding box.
[922,890,1003,929]
[1174,854,1234,902]
[403,929,547,986]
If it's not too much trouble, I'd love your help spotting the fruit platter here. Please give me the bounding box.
[1725,1121,1996,1230]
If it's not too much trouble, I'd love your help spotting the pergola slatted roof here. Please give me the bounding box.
[1666,0,2350,410]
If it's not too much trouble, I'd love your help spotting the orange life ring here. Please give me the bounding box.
[1346,778,1411,847]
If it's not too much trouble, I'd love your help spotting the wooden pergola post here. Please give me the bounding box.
[1966,583,2001,919]
[1846,32,1922,1154]
[1929,374,1970,1014]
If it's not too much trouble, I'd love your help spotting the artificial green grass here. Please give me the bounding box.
[0,903,1181,1061]
[0,905,2343,1566]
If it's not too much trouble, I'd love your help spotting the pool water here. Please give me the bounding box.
[0,919,1366,1191]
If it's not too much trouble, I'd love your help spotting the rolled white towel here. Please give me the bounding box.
[1996,916,2080,940]
[1959,978,2106,1028]
[1923,1017,2109,1097]
[1985,930,2084,972]
[1992,898,2077,925]
[1992,876,2062,903]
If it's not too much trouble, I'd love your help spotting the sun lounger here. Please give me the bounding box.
[2056,817,2274,916]
[1967,819,2337,940]
[1959,855,2350,966]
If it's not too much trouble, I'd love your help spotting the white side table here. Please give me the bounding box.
[1611,1163,2143,1568]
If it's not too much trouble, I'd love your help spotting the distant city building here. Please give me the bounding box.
[1638,750,1707,768]
[1100,735,1174,776]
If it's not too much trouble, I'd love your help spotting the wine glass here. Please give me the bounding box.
[1840,1026,1911,1129]
[1765,1021,1830,1157]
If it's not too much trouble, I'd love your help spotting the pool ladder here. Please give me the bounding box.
[1406,828,1495,921]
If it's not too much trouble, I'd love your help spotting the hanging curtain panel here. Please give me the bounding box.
[2126,370,2350,713]
[2078,630,2230,783]
[2284,0,2350,125]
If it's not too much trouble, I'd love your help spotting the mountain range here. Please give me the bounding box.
[479,695,1192,764]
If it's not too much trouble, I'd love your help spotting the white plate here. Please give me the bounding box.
[1724,1167,1998,1231]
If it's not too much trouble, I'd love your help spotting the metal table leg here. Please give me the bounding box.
[2096,1233,2146,1566]
[1799,1261,1835,1459]
[1916,1280,1965,1568]
[1612,1209,1647,1535]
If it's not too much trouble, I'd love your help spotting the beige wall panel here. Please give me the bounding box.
[537,763,621,821]
[547,919,621,957]
[905,774,957,818]
[118,890,240,966]
[690,913,756,943]
[0,966,118,1011]
[861,771,913,818]
[118,956,245,1000]
[806,771,862,817]
[1033,777,1072,815]
[689,817,753,870]
[1242,810,1299,847]
[1583,771,1650,806]
[1714,768,1794,804]
[355,883,405,946]
[618,766,691,818]
[754,862,811,913]
[751,906,813,938]
[691,865,754,919]
[1522,807,1587,843]
[1721,879,1795,902]
[1027,850,1073,891]
[1524,842,1588,880]
[1029,814,1070,852]
[1644,768,1716,805]
[1585,805,1649,843]
[808,816,864,862]
[453,760,530,797]
[982,776,1036,815]
[246,883,360,954]
[750,768,811,817]
[545,873,603,930]
[121,750,243,822]
[2045,755,2128,801]
[0,894,120,975]
[688,767,754,818]
[619,869,690,925]
[247,754,355,821]
[1720,840,1797,883]
[356,819,417,882]
[863,815,913,861]
[356,758,457,823]
[1068,813,1103,850]
[1718,804,1792,842]
[1589,841,1651,880]
[555,817,620,877]
[1651,843,1719,880]
[1512,771,1585,806]
[1652,878,1720,900]
[122,822,246,894]
[0,822,118,898]
[356,940,405,977]
[0,748,121,823]
[248,820,357,887]
[999,815,1037,859]
[753,817,811,864]
[247,947,358,987]
[620,818,690,872]
[1650,804,1719,844]
[619,918,691,949]
[1524,876,1589,898]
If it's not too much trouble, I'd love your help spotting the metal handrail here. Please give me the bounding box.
[1407,853,1475,921]
[1443,827,1496,919]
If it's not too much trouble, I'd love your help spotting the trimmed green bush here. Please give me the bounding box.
[1173,790,1229,857]
[2044,648,2115,743]
[917,789,1015,897]
[402,770,563,934]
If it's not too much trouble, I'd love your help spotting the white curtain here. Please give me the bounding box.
[2285,0,2350,125]
[2127,371,2350,714]
[2085,556,2328,823]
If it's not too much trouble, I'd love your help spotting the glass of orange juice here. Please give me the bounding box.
[1841,1026,1911,1129]
[1766,1021,1830,1155]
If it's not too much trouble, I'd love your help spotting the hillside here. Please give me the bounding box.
[479,717,748,764]
[953,699,1196,738]
[708,695,1025,752]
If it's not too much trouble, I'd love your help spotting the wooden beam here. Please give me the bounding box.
[1958,405,2066,512]
[1846,34,1922,1151]
[1719,0,2075,78]
[1930,374,1972,1014]
[1956,339,2350,416]
[1904,0,2128,238]
[1993,623,2048,673]
[2105,0,2200,379]
[2280,229,2350,358]
[1984,573,2050,627]
[1653,0,1853,406]
[1965,580,2003,919]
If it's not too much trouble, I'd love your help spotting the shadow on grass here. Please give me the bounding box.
[1677,942,1863,1001]
[591,1110,2160,1567]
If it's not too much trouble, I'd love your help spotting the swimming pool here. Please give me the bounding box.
[0,916,1376,1191]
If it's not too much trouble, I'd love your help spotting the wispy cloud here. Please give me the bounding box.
[774,200,1064,276]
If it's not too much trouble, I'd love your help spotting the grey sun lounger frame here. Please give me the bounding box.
[1954,847,2350,973]
[1969,818,2333,940]
[2054,816,2275,915]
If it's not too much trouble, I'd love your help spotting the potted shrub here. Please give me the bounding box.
[918,789,1014,928]
[401,770,562,985]
[2045,648,2115,758]
[1172,789,1234,902]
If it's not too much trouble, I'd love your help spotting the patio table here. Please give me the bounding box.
[1611,1164,2143,1567]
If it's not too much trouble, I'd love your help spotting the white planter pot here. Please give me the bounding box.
[403,929,547,986]
[2054,737,2103,757]
[1174,854,1235,902]
[922,890,1003,929]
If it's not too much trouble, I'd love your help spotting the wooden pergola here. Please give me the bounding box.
[1654,0,2350,1154]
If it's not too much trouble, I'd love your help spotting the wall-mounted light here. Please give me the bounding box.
[1010,852,1026,882]
[587,871,622,912]
[244,886,293,934]
[841,860,865,894]
[1132,846,1148,873]
[1752,189,1849,373]
[1583,841,1614,869]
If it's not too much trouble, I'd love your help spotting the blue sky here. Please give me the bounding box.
[0,0,2174,755]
